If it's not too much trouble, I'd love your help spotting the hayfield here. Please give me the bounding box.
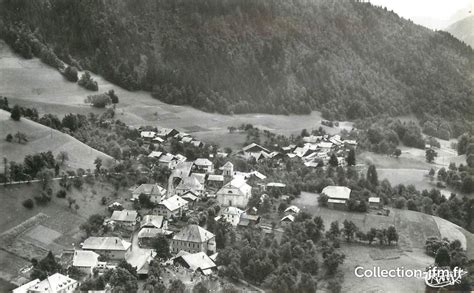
[290,195,471,292]
[0,180,132,284]
[0,40,350,150]
[0,109,111,171]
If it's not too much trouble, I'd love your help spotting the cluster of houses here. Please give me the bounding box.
[237,134,357,168]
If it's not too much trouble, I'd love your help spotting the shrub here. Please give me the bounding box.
[6,133,13,142]
[22,198,34,209]
[85,94,111,108]
[78,71,98,91]
[56,189,67,198]
[63,66,79,82]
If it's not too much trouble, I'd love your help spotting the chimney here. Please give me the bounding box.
[115,239,118,244]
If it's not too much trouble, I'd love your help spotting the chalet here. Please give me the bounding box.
[140,215,167,230]
[284,205,300,215]
[132,183,166,203]
[171,224,216,254]
[13,273,78,293]
[191,140,204,148]
[317,141,333,151]
[174,176,204,196]
[280,214,295,227]
[238,213,260,228]
[82,237,131,259]
[173,251,217,275]
[241,143,270,160]
[194,158,214,173]
[322,186,351,210]
[158,153,179,169]
[191,173,206,186]
[152,137,165,144]
[207,174,224,189]
[156,195,188,218]
[167,162,194,195]
[369,197,382,209]
[110,210,138,228]
[181,191,199,207]
[217,206,244,226]
[138,228,170,247]
[181,136,193,144]
[140,131,156,141]
[216,178,252,209]
[148,151,163,159]
[72,250,100,274]
[156,128,179,139]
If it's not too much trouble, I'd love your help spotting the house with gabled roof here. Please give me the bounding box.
[156,195,189,218]
[216,177,252,209]
[174,176,204,196]
[132,183,166,203]
[241,143,271,161]
[216,206,244,226]
[171,224,216,254]
[72,250,100,274]
[82,236,131,259]
[322,185,351,210]
[110,209,138,229]
[194,158,214,173]
[173,251,217,275]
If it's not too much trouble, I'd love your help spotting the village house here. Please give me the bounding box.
[369,197,382,209]
[193,158,214,174]
[174,176,205,196]
[216,177,252,209]
[138,228,170,247]
[132,183,167,203]
[13,273,78,293]
[280,214,295,227]
[81,236,132,260]
[148,151,163,159]
[140,131,156,141]
[156,128,179,139]
[241,143,271,161]
[216,206,244,226]
[141,214,167,230]
[181,190,199,207]
[109,210,138,228]
[238,213,261,229]
[72,250,100,275]
[284,205,300,215]
[322,185,351,210]
[171,224,216,254]
[207,174,224,189]
[156,195,189,218]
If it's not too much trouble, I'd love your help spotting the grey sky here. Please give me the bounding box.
[369,0,473,29]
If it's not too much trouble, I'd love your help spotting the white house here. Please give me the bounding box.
[217,206,244,226]
[13,273,78,293]
[110,210,138,228]
[72,250,100,274]
[132,183,167,203]
[156,195,189,218]
[194,158,214,174]
[322,186,351,210]
[171,225,216,254]
[216,178,252,209]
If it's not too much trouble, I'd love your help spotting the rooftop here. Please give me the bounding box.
[159,195,188,212]
[72,250,100,267]
[141,215,165,229]
[173,224,214,243]
[322,186,351,200]
[82,237,131,251]
[110,210,138,222]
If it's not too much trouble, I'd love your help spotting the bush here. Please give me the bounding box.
[22,198,34,209]
[78,71,98,91]
[56,189,67,198]
[63,66,79,82]
[6,133,13,142]
[85,94,111,108]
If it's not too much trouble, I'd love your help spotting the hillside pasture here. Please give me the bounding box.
[0,40,350,149]
[0,109,111,171]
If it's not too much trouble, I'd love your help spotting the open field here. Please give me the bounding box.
[0,181,132,284]
[0,109,111,171]
[290,193,471,292]
[0,40,350,150]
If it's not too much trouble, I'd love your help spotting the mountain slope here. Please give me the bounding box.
[0,0,473,132]
[447,15,474,48]
[0,109,111,171]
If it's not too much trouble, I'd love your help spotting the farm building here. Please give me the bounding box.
[173,251,217,275]
[322,186,351,210]
[82,237,131,260]
[131,183,166,203]
[171,224,216,254]
[216,177,252,209]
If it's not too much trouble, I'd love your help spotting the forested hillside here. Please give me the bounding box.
[0,0,473,135]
